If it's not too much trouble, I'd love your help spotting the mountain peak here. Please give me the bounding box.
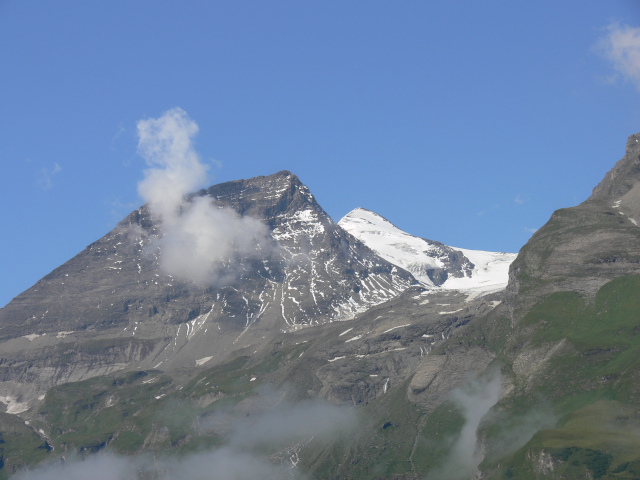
[588,132,640,207]
[0,170,416,402]
[341,207,400,231]
[339,207,516,295]
[197,170,319,226]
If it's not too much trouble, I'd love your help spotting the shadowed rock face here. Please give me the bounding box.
[504,133,640,320]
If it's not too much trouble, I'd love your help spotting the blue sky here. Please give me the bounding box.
[2,1,640,307]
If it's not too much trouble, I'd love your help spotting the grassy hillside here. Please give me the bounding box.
[479,275,640,479]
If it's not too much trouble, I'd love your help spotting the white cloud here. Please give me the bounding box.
[151,196,273,286]
[37,163,62,190]
[136,108,275,286]
[513,193,527,205]
[137,107,208,220]
[476,204,500,217]
[427,370,502,480]
[16,389,355,480]
[596,22,640,91]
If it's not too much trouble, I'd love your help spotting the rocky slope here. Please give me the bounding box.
[504,133,640,322]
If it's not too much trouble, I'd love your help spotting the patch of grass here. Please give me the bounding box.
[482,367,640,477]
[411,400,465,474]
[0,413,51,480]
[513,276,640,403]
[476,277,640,478]
[36,369,172,455]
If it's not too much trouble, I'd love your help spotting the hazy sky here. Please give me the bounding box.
[2,1,640,307]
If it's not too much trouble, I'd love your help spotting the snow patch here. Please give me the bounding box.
[345,335,363,343]
[339,207,516,300]
[0,396,30,414]
[195,356,213,366]
[338,327,354,337]
[383,324,410,334]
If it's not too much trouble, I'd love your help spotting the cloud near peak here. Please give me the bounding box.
[137,107,208,219]
[136,108,275,286]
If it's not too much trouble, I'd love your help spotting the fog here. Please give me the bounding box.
[427,369,502,480]
[16,387,355,480]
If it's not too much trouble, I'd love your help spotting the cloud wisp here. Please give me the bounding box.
[514,193,528,205]
[17,388,356,480]
[428,369,502,480]
[596,22,640,91]
[136,108,275,286]
[37,163,62,190]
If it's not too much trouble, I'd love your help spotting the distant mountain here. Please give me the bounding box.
[339,207,515,298]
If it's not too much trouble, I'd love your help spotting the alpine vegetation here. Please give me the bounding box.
[15,387,355,480]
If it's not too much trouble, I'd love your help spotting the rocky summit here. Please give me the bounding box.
[2,134,640,480]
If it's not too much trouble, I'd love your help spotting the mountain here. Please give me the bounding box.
[467,134,640,478]
[503,133,640,323]
[433,133,640,479]
[338,207,515,298]
[0,168,517,478]
[0,171,419,413]
[5,129,640,480]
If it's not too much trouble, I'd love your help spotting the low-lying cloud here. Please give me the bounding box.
[428,369,502,480]
[226,392,356,450]
[482,403,557,462]
[16,388,355,480]
[136,108,275,286]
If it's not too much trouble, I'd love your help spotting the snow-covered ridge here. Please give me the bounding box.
[441,247,515,300]
[338,208,516,299]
